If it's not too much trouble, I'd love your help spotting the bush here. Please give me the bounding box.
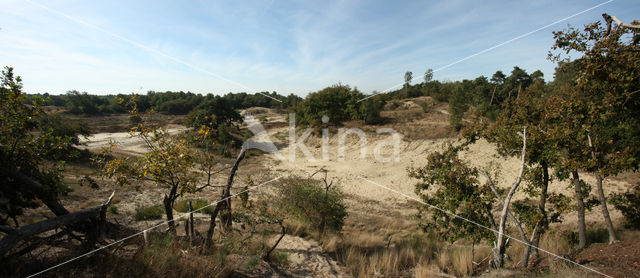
[359,97,384,125]
[174,198,216,214]
[38,113,90,145]
[292,84,363,127]
[610,184,640,229]
[420,101,432,113]
[276,176,347,233]
[135,204,164,221]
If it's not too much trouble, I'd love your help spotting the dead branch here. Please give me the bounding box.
[480,171,529,243]
[205,148,247,242]
[0,191,115,257]
[263,220,286,261]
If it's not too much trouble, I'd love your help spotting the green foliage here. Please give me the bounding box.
[184,96,242,130]
[96,105,201,229]
[420,101,432,113]
[291,84,364,127]
[39,113,90,145]
[275,176,347,233]
[550,19,640,177]
[108,205,118,214]
[173,198,216,214]
[610,184,640,229]
[409,143,495,243]
[359,97,384,124]
[135,204,164,221]
[448,82,470,130]
[243,255,260,271]
[270,251,289,267]
[1,66,78,225]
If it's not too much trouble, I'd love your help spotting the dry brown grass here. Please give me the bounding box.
[438,245,473,276]
[324,231,442,277]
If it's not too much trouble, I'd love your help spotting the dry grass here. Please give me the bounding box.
[438,245,474,277]
[325,232,442,277]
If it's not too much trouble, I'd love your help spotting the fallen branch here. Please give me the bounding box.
[263,220,286,261]
[0,191,115,257]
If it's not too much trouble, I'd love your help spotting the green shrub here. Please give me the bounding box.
[174,198,215,214]
[276,176,347,233]
[291,84,363,127]
[271,251,289,267]
[359,97,384,125]
[420,101,432,113]
[389,100,401,110]
[243,255,260,271]
[135,204,164,221]
[108,205,118,214]
[610,184,640,229]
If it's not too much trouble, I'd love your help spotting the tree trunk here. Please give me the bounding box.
[205,204,221,247]
[163,196,175,234]
[588,134,617,243]
[481,170,530,266]
[494,127,526,268]
[0,192,114,257]
[572,171,587,249]
[490,85,497,105]
[189,200,194,238]
[530,163,549,259]
[219,148,246,232]
[4,168,70,216]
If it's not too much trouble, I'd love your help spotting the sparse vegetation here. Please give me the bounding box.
[276,176,347,234]
[134,204,164,221]
[2,12,640,278]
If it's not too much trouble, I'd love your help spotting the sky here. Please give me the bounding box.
[0,0,638,96]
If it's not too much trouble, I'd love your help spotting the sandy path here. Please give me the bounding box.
[79,127,189,154]
[274,235,349,277]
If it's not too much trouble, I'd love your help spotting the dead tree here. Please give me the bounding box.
[0,192,115,257]
[493,127,526,268]
[310,167,335,234]
[603,13,640,45]
[263,220,286,261]
[206,148,246,244]
[480,171,533,267]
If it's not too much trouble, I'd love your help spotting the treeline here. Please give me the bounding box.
[379,66,545,129]
[27,90,301,115]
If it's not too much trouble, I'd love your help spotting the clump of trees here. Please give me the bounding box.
[290,84,385,127]
[410,15,640,272]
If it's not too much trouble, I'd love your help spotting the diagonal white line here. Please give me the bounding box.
[23,0,282,103]
[357,0,615,103]
[26,176,283,278]
[359,176,613,278]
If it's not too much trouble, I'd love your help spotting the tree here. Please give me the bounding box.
[409,143,495,266]
[404,71,413,86]
[0,67,112,258]
[449,80,471,130]
[424,69,434,83]
[550,16,640,243]
[184,96,242,130]
[359,96,384,125]
[98,106,200,233]
[1,67,75,224]
[292,84,363,127]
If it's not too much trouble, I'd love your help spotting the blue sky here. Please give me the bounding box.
[1,0,638,96]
